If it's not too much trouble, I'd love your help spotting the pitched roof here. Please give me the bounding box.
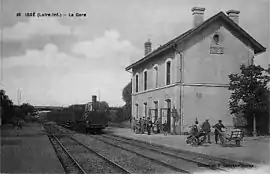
[125,11,266,71]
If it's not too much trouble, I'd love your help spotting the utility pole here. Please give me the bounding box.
[98,90,101,102]
[17,88,22,106]
[172,43,183,135]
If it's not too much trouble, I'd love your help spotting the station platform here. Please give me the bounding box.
[105,127,270,166]
[1,123,64,173]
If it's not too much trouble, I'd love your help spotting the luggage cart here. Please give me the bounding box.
[218,128,243,146]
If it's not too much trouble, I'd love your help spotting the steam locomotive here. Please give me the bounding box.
[82,95,109,133]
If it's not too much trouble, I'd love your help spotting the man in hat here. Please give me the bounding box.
[202,118,211,143]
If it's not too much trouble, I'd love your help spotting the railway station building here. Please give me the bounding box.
[125,7,266,135]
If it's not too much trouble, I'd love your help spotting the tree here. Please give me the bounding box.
[98,101,109,112]
[228,64,270,135]
[122,81,132,104]
[122,80,132,121]
[20,103,36,116]
[1,89,15,123]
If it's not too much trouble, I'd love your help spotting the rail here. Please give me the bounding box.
[100,134,227,171]
[45,124,132,174]
[90,135,193,173]
[50,134,87,174]
[68,136,132,174]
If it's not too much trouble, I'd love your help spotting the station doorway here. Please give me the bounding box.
[148,109,158,122]
[160,108,171,133]
[148,108,171,134]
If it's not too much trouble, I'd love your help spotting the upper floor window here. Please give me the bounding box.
[143,69,147,91]
[165,59,172,85]
[135,73,139,93]
[153,65,158,88]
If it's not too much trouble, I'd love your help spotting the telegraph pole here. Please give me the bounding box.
[98,90,101,102]
[17,88,22,105]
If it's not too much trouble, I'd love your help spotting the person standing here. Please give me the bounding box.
[130,117,132,129]
[163,120,168,136]
[132,117,135,132]
[136,119,140,134]
[147,117,152,135]
[213,120,225,144]
[202,118,211,143]
[143,117,146,134]
[156,119,160,133]
[140,118,144,134]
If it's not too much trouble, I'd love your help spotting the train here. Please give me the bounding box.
[83,95,109,133]
[46,95,109,134]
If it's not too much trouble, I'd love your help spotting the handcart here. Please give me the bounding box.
[217,128,243,146]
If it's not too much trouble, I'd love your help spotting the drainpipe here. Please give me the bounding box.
[172,43,184,135]
[180,53,184,135]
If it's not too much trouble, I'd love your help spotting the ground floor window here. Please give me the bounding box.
[154,101,158,121]
[144,102,147,118]
[135,104,139,119]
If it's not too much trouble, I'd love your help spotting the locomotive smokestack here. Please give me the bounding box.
[92,95,97,111]
[92,95,97,103]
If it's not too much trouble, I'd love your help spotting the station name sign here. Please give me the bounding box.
[210,46,224,54]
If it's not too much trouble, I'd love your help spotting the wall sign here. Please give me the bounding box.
[210,46,224,54]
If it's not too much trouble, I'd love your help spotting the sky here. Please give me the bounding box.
[0,0,269,107]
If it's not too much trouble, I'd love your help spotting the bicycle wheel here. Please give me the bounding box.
[191,138,199,146]
[186,138,193,144]
[219,136,225,144]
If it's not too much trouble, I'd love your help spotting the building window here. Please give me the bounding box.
[153,65,158,88]
[135,104,139,119]
[166,59,172,85]
[144,102,147,118]
[143,70,147,91]
[213,34,220,45]
[154,101,158,121]
[135,73,139,93]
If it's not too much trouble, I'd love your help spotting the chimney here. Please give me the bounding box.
[226,10,240,24]
[191,7,205,28]
[144,39,152,56]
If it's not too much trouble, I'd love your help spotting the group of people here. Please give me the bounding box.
[132,117,153,135]
[132,117,170,135]
[190,118,225,144]
[131,117,226,143]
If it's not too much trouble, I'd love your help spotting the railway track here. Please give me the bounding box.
[45,125,132,174]
[102,134,254,169]
[47,123,253,173]
[48,134,87,174]
[90,134,227,173]
[47,124,187,173]
[100,134,223,168]
[47,123,223,173]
